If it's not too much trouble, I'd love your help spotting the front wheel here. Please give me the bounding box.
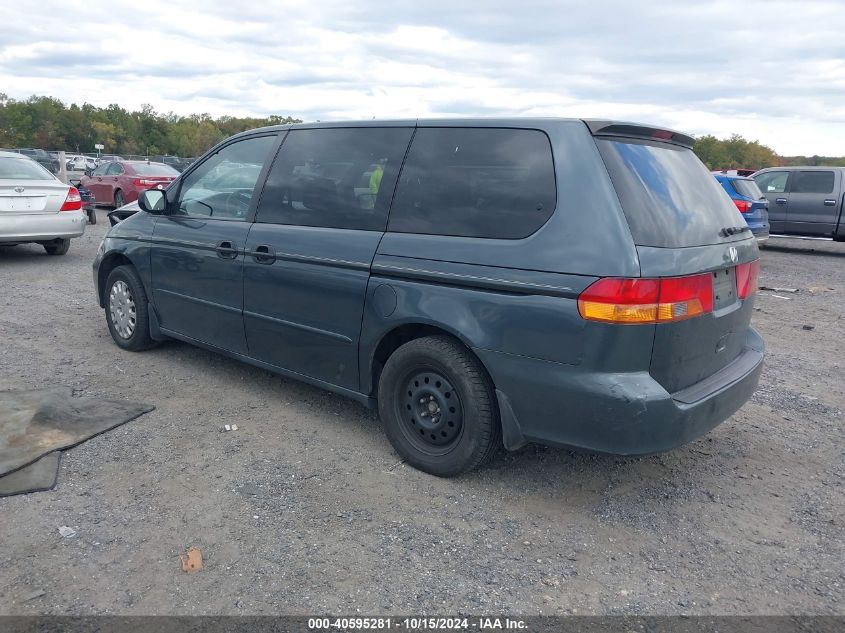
[113,189,125,208]
[104,265,155,351]
[378,336,501,477]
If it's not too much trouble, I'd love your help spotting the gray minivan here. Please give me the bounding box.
[93,119,764,476]
[753,166,845,239]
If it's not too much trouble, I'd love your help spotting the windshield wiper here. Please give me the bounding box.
[719,225,751,237]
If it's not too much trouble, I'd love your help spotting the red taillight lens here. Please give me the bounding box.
[652,130,673,140]
[733,199,751,213]
[60,187,83,211]
[736,259,760,300]
[578,273,713,324]
[132,178,157,186]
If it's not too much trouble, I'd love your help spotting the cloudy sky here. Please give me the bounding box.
[2,0,844,155]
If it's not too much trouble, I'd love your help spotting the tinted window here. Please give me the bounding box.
[0,156,54,180]
[754,171,789,194]
[175,135,277,220]
[105,163,124,175]
[730,178,764,199]
[597,138,744,247]
[92,164,109,176]
[388,128,556,239]
[255,127,413,231]
[131,163,179,176]
[792,170,835,194]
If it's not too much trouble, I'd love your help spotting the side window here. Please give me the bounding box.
[255,127,414,231]
[106,162,124,175]
[792,171,835,194]
[754,171,789,193]
[388,128,557,239]
[175,135,277,220]
[92,164,109,176]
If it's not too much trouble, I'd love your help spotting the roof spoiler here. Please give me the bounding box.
[583,120,695,149]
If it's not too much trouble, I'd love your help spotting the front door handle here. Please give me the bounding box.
[253,244,276,264]
[775,198,787,204]
[215,240,238,259]
[823,199,836,206]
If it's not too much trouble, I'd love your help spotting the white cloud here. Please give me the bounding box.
[1,0,843,154]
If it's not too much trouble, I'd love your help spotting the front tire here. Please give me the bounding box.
[113,189,125,208]
[378,336,501,477]
[104,265,155,351]
[42,238,70,256]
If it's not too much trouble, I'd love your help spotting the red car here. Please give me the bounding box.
[80,160,179,208]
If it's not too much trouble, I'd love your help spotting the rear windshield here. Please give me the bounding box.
[131,163,179,176]
[730,178,764,200]
[0,157,55,180]
[596,138,745,247]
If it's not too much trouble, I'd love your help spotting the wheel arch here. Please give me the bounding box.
[97,252,134,307]
[366,321,494,398]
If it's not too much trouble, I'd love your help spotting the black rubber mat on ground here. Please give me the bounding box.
[0,387,154,497]
[0,451,61,497]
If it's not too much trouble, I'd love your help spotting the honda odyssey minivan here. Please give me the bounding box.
[93,119,764,476]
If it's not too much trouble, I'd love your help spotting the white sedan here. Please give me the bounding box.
[0,151,86,255]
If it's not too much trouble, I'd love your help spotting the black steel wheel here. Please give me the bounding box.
[378,335,501,477]
[399,369,464,454]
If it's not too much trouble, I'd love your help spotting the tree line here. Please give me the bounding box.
[0,94,301,158]
[693,133,845,170]
[1,94,842,166]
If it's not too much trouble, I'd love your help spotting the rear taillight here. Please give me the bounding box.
[578,273,714,324]
[132,178,157,186]
[60,187,83,211]
[733,199,751,213]
[736,259,760,300]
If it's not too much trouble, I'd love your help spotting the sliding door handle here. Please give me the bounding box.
[253,244,276,264]
[215,240,238,259]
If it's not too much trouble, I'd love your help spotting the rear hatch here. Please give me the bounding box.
[590,122,759,393]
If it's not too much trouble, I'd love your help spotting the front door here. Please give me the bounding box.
[150,134,279,354]
[754,170,790,233]
[784,169,841,236]
[242,126,413,390]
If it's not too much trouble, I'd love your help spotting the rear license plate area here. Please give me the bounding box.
[712,267,737,311]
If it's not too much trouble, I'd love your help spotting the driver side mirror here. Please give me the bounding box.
[138,189,168,214]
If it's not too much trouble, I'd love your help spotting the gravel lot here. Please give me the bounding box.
[0,214,842,616]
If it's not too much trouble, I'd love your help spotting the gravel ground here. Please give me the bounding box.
[0,216,842,616]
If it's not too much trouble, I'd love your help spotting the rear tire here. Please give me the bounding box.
[42,238,70,256]
[114,189,125,208]
[104,265,155,351]
[378,335,501,477]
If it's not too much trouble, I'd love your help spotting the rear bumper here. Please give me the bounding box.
[477,327,764,454]
[0,210,86,242]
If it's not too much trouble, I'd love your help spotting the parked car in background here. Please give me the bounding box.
[80,160,179,208]
[753,166,845,239]
[94,154,125,166]
[713,172,770,242]
[150,154,191,172]
[16,148,59,174]
[66,154,97,171]
[94,119,763,476]
[0,150,86,255]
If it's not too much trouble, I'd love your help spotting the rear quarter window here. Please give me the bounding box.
[730,178,764,200]
[596,138,745,247]
[388,127,557,239]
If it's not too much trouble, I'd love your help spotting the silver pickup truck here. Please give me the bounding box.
[753,166,845,240]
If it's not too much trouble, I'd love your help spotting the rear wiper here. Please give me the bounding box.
[719,225,751,237]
